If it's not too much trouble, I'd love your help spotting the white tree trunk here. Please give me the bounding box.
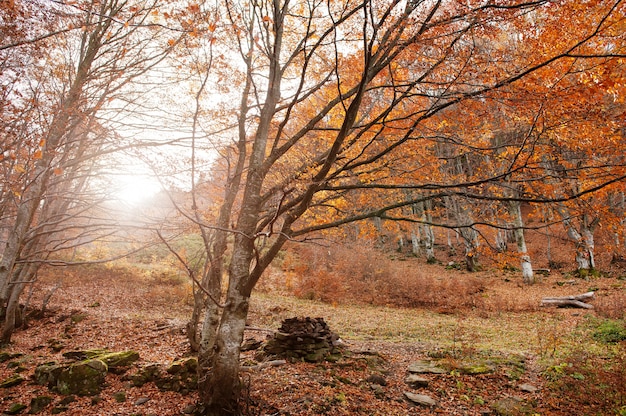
[509,200,534,284]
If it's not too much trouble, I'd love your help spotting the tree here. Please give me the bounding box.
[176,0,626,414]
[0,0,183,342]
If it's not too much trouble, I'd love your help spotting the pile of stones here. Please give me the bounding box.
[262,317,343,363]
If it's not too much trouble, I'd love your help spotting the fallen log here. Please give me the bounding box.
[541,291,595,309]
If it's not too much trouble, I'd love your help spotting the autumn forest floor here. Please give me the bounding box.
[1,249,625,416]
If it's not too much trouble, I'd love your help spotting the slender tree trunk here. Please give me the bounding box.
[509,200,534,284]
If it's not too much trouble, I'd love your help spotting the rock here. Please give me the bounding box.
[113,391,126,403]
[130,363,162,387]
[28,396,53,414]
[0,374,25,388]
[0,352,23,363]
[58,396,75,406]
[56,359,108,396]
[166,357,197,375]
[134,397,150,406]
[157,358,198,393]
[99,351,139,371]
[34,363,63,388]
[62,349,107,361]
[366,374,387,386]
[5,403,27,415]
[404,374,429,388]
[459,362,495,375]
[492,397,533,416]
[263,317,343,363]
[182,404,197,414]
[518,383,538,393]
[241,339,262,351]
[407,360,447,374]
[404,392,437,407]
[62,350,139,372]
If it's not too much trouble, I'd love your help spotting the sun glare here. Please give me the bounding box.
[114,174,162,205]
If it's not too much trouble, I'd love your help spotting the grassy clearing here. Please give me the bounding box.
[249,292,596,357]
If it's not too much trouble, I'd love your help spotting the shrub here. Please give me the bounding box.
[545,346,626,415]
[592,318,626,344]
[285,243,486,311]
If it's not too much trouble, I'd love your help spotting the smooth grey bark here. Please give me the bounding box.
[509,199,534,284]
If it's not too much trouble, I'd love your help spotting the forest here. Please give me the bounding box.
[1,0,625,415]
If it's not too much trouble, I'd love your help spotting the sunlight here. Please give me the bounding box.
[113,174,162,205]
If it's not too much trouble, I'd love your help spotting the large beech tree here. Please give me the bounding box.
[172,0,626,414]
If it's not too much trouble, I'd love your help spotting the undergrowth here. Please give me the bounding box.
[279,243,489,311]
[544,344,626,415]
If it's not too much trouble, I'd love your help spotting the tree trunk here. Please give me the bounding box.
[509,200,534,284]
[200,288,250,416]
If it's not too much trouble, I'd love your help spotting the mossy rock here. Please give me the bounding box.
[0,374,25,388]
[33,363,64,388]
[157,358,198,393]
[130,363,162,387]
[458,362,496,375]
[113,391,126,403]
[56,359,108,396]
[5,402,27,415]
[0,352,23,363]
[99,351,139,371]
[29,396,53,414]
[62,349,109,361]
[492,397,534,416]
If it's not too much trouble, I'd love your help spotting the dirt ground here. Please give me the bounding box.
[0,253,624,415]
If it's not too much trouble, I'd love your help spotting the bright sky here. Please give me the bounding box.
[114,174,162,205]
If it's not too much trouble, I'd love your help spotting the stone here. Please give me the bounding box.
[28,396,53,414]
[492,397,533,416]
[263,317,343,363]
[404,392,437,407]
[407,360,447,374]
[130,363,162,387]
[241,339,262,351]
[134,397,150,406]
[62,350,139,373]
[0,374,25,388]
[518,383,538,393]
[58,396,75,406]
[56,359,108,396]
[99,351,139,370]
[113,391,126,403]
[34,363,63,388]
[0,352,23,363]
[5,403,27,414]
[366,374,387,386]
[459,362,495,375]
[404,374,429,388]
[156,358,198,393]
[166,357,197,375]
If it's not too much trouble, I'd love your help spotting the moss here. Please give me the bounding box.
[56,359,107,396]
[0,374,25,388]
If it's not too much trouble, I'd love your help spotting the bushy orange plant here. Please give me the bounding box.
[283,243,487,311]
